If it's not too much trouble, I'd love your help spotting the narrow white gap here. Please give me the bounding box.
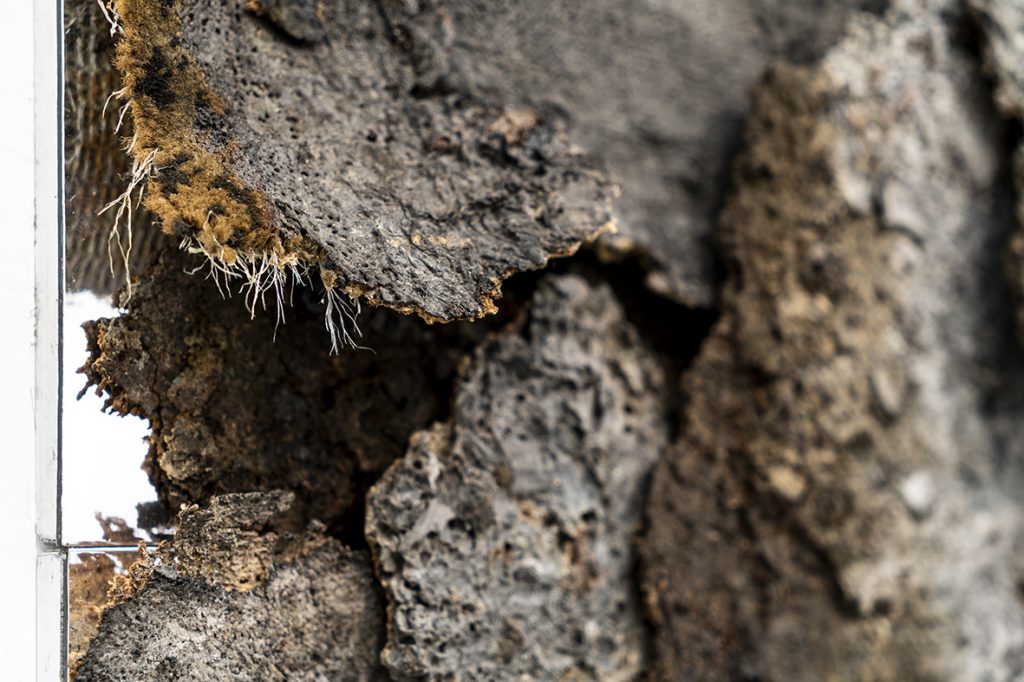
[61,290,157,545]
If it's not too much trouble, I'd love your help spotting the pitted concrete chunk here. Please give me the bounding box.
[366,274,670,681]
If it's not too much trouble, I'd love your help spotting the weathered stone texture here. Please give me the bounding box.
[75,493,388,682]
[367,274,669,680]
[82,245,489,529]
[113,0,614,323]
[642,3,1024,679]
[372,0,888,306]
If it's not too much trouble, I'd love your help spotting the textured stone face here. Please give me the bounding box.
[81,244,492,530]
[369,0,886,307]
[173,491,296,591]
[968,0,1024,119]
[642,2,1024,680]
[112,0,614,323]
[73,493,388,682]
[109,0,884,321]
[366,274,670,680]
[70,2,1024,680]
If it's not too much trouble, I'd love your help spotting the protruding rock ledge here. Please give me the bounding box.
[111,0,614,323]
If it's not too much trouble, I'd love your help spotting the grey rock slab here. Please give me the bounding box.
[375,0,888,306]
[121,0,614,322]
[366,273,670,681]
[75,492,388,681]
[642,2,1024,679]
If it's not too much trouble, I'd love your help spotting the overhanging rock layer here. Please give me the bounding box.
[112,0,614,322]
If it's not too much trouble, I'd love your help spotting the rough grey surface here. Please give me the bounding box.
[117,0,884,320]
[75,493,388,681]
[374,0,887,306]
[74,2,1024,680]
[642,2,1024,680]
[128,0,614,322]
[82,244,494,530]
[366,274,669,681]
[174,491,297,591]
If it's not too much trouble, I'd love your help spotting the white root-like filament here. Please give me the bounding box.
[103,82,363,352]
[179,235,364,353]
[95,0,123,36]
[99,147,158,301]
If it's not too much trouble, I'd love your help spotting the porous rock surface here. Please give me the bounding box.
[366,273,669,680]
[374,0,888,306]
[173,490,297,591]
[112,0,887,318]
[82,244,490,529]
[73,1,1024,680]
[74,492,388,682]
[642,2,1024,680]
[113,0,614,322]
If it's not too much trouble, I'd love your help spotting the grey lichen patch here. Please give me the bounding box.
[366,274,669,681]
[642,2,1024,680]
[114,0,614,323]
[75,492,387,681]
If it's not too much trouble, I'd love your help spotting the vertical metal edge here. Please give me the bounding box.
[35,0,62,550]
[34,0,65,678]
[0,0,46,678]
[36,551,67,682]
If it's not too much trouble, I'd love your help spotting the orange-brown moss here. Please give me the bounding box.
[109,0,615,327]
[113,0,322,271]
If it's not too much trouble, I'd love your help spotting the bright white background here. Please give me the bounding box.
[0,0,42,678]
[63,291,155,543]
